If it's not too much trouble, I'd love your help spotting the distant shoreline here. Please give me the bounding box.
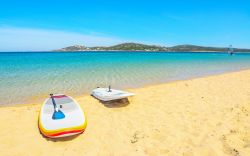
[52,50,250,53]
[1,50,250,53]
[53,42,250,52]
[2,42,250,52]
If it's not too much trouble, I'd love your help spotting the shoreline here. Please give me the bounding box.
[0,69,250,155]
[52,50,250,53]
[2,50,250,53]
[1,68,250,108]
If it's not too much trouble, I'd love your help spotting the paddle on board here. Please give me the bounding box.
[50,94,65,120]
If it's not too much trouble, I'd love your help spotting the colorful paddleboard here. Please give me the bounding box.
[38,94,87,138]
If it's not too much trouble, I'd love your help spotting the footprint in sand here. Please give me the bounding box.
[130,131,145,144]
[221,134,241,156]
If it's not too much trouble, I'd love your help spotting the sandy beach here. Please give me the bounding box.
[0,70,250,156]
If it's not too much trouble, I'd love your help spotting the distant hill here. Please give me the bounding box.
[169,44,250,52]
[55,45,88,51]
[102,43,167,51]
[53,43,250,52]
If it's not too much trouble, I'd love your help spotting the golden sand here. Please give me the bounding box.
[0,70,250,156]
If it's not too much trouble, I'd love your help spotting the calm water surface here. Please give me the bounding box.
[1,51,250,105]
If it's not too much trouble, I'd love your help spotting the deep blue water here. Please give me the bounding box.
[1,51,250,105]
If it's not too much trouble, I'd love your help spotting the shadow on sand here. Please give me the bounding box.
[102,98,130,108]
[45,134,81,142]
[91,95,131,108]
[100,98,130,108]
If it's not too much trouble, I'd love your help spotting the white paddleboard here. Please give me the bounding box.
[92,88,135,101]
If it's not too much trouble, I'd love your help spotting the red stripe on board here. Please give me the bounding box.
[52,95,67,98]
[48,129,83,137]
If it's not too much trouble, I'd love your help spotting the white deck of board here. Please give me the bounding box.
[92,88,135,101]
[40,95,85,131]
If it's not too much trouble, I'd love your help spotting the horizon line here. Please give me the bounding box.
[1,42,250,52]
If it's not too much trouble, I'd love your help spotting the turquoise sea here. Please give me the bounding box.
[1,51,250,105]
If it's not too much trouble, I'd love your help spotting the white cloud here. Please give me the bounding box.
[0,26,125,51]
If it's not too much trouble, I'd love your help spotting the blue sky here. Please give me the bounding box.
[0,0,250,51]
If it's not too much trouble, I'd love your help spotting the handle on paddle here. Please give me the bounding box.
[50,93,57,110]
